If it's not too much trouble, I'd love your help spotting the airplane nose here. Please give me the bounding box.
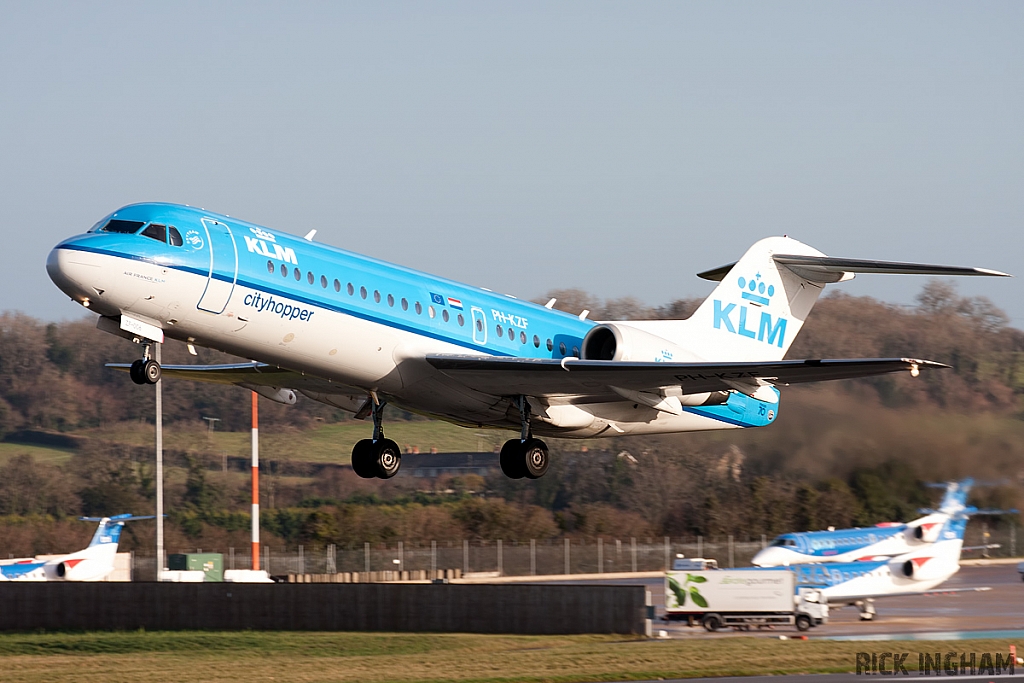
[46,244,92,304]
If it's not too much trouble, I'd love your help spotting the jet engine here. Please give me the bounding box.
[907,522,942,544]
[892,555,947,581]
[581,323,730,408]
[582,323,698,363]
[47,558,106,582]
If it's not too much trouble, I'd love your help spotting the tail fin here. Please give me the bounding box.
[937,479,973,515]
[685,237,829,362]
[82,514,154,548]
[679,238,1007,363]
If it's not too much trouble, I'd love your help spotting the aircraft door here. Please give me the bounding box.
[196,218,239,314]
[471,306,487,345]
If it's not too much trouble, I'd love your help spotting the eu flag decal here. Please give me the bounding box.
[430,293,445,306]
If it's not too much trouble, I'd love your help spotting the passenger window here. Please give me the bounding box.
[293,268,301,281]
[428,305,435,318]
[496,324,503,337]
[267,260,275,274]
[546,339,553,352]
[442,309,449,322]
[320,275,327,288]
[415,302,422,315]
[307,271,314,285]
[141,224,166,243]
[476,319,483,332]
[559,342,566,355]
[347,283,354,296]
[387,294,394,307]
[374,290,381,303]
[168,227,183,246]
[360,286,367,299]
[520,331,527,344]
[100,219,145,234]
[281,264,288,277]
[457,314,464,326]
[401,298,409,311]
[334,279,341,292]
[533,335,540,348]
[508,328,514,341]
[572,346,579,357]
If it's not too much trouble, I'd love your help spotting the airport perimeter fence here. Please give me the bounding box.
[129,525,1021,581]
[130,537,763,581]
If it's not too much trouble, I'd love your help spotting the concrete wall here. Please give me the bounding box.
[0,583,647,635]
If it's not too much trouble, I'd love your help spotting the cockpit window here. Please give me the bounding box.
[100,219,145,234]
[168,226,183,246]
[141,224,167,243]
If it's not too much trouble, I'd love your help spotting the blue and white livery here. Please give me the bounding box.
[46,203,1008,480]
[753,479,974,566]
[0,514,151,582]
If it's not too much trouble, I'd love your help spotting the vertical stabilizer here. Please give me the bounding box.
[685,237,829,362]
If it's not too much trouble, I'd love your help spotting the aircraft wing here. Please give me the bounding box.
[426,356,946,397]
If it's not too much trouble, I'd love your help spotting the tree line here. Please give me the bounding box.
[0,281,1020,554]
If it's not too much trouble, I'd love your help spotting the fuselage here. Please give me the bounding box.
[47,203,777,437]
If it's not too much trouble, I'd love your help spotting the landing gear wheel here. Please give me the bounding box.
[351,439,377,479]
[499,440,526,479]
[795,614,812,632]
[522,438,549,479]
[143,359,161,384]
[129,359,147,385]
[373,438,401,479]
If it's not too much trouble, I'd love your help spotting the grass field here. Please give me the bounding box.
[0,442,74,466]
[0,631,1016,683]
[84,419,603,464]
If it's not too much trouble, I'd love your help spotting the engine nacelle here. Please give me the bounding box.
[582,323,730,409]
[49,558,109,582]
[892,555,947,581]
[908,522,942,544]
[582,323,700,363]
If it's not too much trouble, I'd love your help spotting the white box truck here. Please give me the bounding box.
[664,567,827,632]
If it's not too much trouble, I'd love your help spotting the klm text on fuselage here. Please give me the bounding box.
[713,300,787,347]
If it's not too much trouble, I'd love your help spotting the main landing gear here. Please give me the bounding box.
[351,398,402,479]
[129,345,161,385]
[499,396,550,479]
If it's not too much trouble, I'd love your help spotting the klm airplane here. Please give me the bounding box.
[46,203,1009,480]
[753,479,977,566]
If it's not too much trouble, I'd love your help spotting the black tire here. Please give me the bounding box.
[499,440,526,479]
[373,438,402,479]
[702,614,722,632]
[129,359,147,385]
[351,439,376,479]
[522,438,549,479]
[795,614,812,632]
[143,359,161,384]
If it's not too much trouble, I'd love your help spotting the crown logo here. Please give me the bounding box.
[737,273,775,306]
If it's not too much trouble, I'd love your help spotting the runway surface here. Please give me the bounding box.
[530,564,1024,640]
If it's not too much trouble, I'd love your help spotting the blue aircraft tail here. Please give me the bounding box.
[936,479,973,515]
[81,514,155,548]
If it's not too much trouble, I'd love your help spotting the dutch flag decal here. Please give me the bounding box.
[447,297,463,310]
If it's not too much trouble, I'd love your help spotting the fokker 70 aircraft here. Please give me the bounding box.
[46,204,1008,480]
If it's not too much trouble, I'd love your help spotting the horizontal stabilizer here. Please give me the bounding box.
[698,255,1009,282]
[427,355,946,398]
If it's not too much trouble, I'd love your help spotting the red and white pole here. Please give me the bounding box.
[251,391,260,571]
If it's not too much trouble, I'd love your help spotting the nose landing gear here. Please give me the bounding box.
[129,346,161,385]
[351,397,402,479]
[499,396,550,479]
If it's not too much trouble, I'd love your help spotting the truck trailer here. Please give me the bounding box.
[664,566,827,632]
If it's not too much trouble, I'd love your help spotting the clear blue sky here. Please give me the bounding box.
[3,2,1021,324]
